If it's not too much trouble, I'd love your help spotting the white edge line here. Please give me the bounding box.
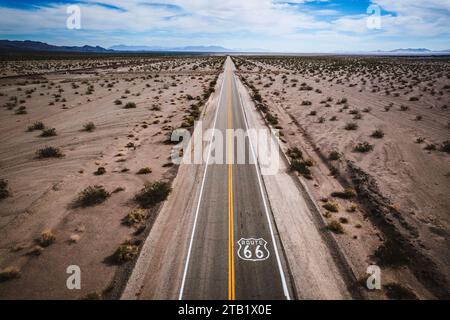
[178,59,228,300]
[233,71,291,301]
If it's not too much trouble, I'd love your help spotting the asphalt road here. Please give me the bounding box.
[179,57,292,300]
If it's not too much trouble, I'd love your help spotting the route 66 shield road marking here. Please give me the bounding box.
[237,238,270,261]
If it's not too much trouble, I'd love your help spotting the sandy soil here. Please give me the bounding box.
[235,55,450,299]
[0,55,224,299]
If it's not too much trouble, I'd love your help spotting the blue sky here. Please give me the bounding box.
[0,0,449,52]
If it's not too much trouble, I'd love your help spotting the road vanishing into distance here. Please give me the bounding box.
[179,57,293,300]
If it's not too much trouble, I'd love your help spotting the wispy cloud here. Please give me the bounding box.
[0,0,448,51]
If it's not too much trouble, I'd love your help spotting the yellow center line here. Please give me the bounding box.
[227,70,235,300]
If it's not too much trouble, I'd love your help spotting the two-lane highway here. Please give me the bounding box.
[179,57,292,300]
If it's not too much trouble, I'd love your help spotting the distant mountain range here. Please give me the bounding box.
[0,40,449,55]
[374,48,450,54]
[0,40,114,53]
[109,44,234,52]
[0,40,238,53]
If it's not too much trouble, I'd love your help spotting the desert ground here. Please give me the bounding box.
[234,55,450,299]
[0,53,449,300]
[0,53,225,299]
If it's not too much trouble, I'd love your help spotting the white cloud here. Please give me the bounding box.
[0,0,448,50]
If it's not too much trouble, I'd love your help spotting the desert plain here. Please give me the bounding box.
[0,53,449,300]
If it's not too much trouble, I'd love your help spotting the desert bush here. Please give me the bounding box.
[123,208,147,226]
[424,144,436,151]
[409,96,419,101]
[371,129,385,139]
[94,167,106,176]
[0,179,10,200]
[40,128,57,137]
[400,105,409,111]
[301,100,312,106]
[76,185,110,207]
[415,115,422,121]
[257,103,268,113]
[384,283,418,300]
[136,167,152,175]
[331,188,356,199]
[329,166,339,176]
[323,201,339,212]
[329,151,341,161]
[0,267,21,282]
[114,99,122,105]
[253,92,262,103]
[83,122,96,132]
[265,113,278,125]
[15,106,27,115]
[309,110,317,116]
[344,122,358,130]
[36,146,64,158]
[113,242,139,263]
[134,181,172,208]
[337,98,347,105]
[339,217,349,224]
[83,292,101,300]
[124,102,137,109]
[440,140,450,153]
[327,220,344,234]
[374,240,408,267]
[287,147,303,160]
[354,142,374,153]
[181,116,195,128]
[38,230,56,247]
[27,121,45,132]
[290,159,312,179]
[415,137,425,144]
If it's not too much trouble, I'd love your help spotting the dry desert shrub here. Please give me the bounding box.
[36,146,64,158]
[440,140,450,153]
[354,142,374,153]
[0,267,21,282]
[327,220,344,234]
[94,167,106,176]
[344,122,358,130]
[136,167,152,175]
[384,283,418,300]
[123,208,147,226]
[371,129,385,139]
[40,128,57,137]
[331,188,357,199]
[38,230,56,247]
[134,181,172,208]
[75,185,110,207]
[113,242,139,263]
[124,102,137,109]
[329,150,341,161]
[27,121,45,132]
[83,122,96,132]
[323,201,339,213]
[0,179,10,200]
